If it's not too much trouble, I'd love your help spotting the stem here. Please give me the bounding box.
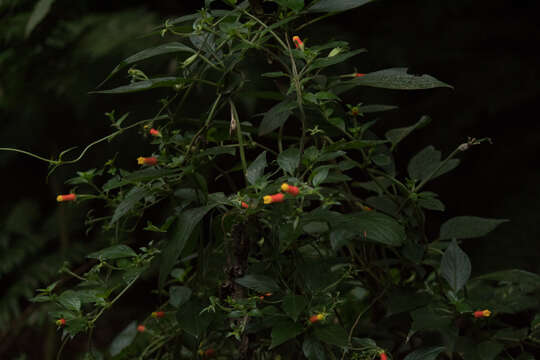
[230,100,248,183]
[415,146,461,192]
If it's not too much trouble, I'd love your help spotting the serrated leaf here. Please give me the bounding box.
[57,290,81,312]
[258,99,296,136]
[403,346,445,360]
[246,151,267,184]
[87,245,137,260]
[307,0,374,13]
[91,77,180,94]
[109,322,137,356]
[282,294,307,321]
[159,204,217,289]
[169,286,192,308]
[278,148,300,175]
[111,186,151,224]
[314,324,348,347]
[439,216,509,240]
[386,115,431,149]
[408,145,460,183]
[353,68,453,90]
[309,49,366,71]
[98,43,195,87]
[270,320,304,349]
[25,0,55,37]
[235,274,280,292]
[303,336,326,360]
[440,240,471,292]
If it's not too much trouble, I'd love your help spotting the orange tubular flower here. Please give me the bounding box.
[281,183,300,196]
[57,193,76,202]
[263,193,285,204]
[241,202,249,209]
[354,73,366,77]
[149,128,161,137]
[473,309,491,318]
[292,35,304,50]
[56,318,66,326]
[309,314,325,324]
[379,351,388,360]
[137,324,146,332]
[137,156,158,166]
[152,311,165,318]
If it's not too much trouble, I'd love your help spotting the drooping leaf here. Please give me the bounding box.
[352,68,453,90]
[309,49,367,70]
[408,145,460,183]
[356,104,398,113]
[386,115,431,149]
[439,216,509,240]
[111,186,151,224]
[246,151,267,184]
[440,240,471,292]
[307,0,374,13]
[169,286,192,308]
[235,274,280,292]
[258,99,296,135]
[109,322,137,356]
[91,77,180,94]
[159,204,217,289]
[403,346,446,360]
[314,324,348,347]
[303,336,326,360]
[25,0,55,37]
[98,43,195,87]
[282,294,307,321]
[277,148,300,175]
[270,320,304,349]
[312,166,330,186]
[87,245,137,260]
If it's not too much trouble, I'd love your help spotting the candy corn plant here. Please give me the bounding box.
[7,0,539,359]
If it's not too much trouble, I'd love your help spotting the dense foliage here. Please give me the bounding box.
[2,0,540,359]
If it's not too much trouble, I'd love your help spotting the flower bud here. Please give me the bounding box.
[309,313,325,323]
[152,311,165,318]
[241,202,249,209]
[354,73,366,77]
[473,309,491,318]
[149,128,161,137]
[292,35,304,50]
[281,183,300,196]
[137,324,146,332]
[137,157,158,166]
[56,318,66,326]
[263,193,285,204]
[379,351,388,360]
[57,194,76,202]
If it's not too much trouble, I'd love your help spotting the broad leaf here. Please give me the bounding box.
[103,168,179,191]
[336,211,406,246]
[303,336,326,360]
[439,216,509,240]
[274,0,304,11]
[111,186,151,224]
[159,204,217,289]
[277,148,300,175]
[91,77,180,94]
[307,0,374,13]
[353,68,452,90]
[309,49,367,71]
[408,145,460,183]
[440,240,471,292]
[314,324,348,347]
[282,294,307,321]
[270,320,304,349]
[235,274,280,292]
[246,151,267,184]
[258,100,296,135]
[176,299,212,337]
[87,245,137,260]
[386,115,431,149]
[25,0,55,37]
[109,322,137,356]
[312,166,330,186]
[99,43,195,87]
[169,286,192,308]
[403,346,445,360]
[57,290,81,312]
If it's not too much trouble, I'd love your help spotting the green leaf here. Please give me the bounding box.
[314,324,348,347]
[386,115,431,150]
[103,167,179,191]
[477,341,504,360]
[270,320,304,349]
[261,71,288,78]
[356,104,398,113]
[312,166,330,186]
[274,0,304,11]
[25,0,55,37]
[440,240,471,292]
[309,49,367,70]
[246,151,267,185]
[111,186,152,224]
[403,346,445,360]
[439,216,509,240]
[109,321,137,356]
[418,192,445,211]
[353,68,453,90]
[282,294,307,321]
[169,286,192,308]
[176,299,212,337]
[99,43,195,87]
[336,211,406,246]
[278,148,300,175]
[87,245,137,260]
[91,77,180,94]
[408,145,460,183]
[307,0,374,13]
[159,204,217,289]
[258,99,296,136]
[235,274,280,292]
[57,290,82,312]
[303,336,326,360]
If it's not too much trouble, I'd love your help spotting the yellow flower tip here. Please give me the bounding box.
[57,194,76,202]
[281,183,290,192]
[483,310,492,317]
[137,157,145,165]
[316,313,324,320]
[263,195,272,204]
[56,195,63,202]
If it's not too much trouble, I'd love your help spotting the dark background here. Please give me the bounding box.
[1,0,539,358]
